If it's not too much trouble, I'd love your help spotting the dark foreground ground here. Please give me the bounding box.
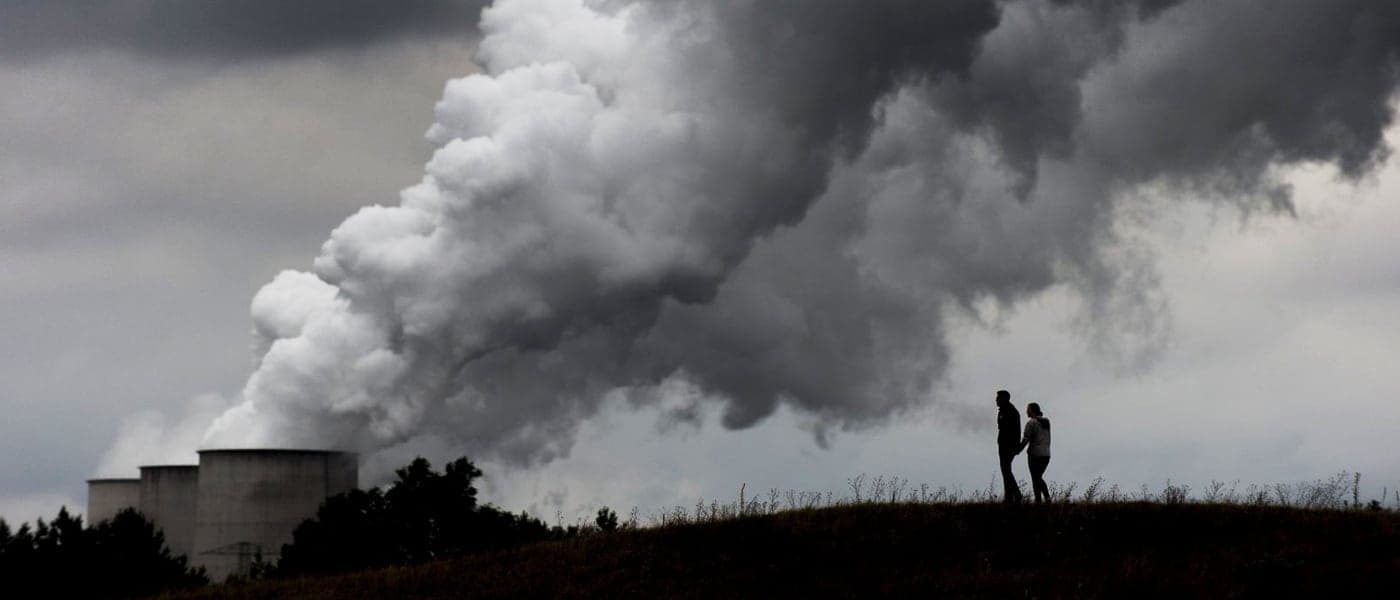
[166,502,1399,599]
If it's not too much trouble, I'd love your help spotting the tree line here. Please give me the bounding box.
[271,455,601,577]
[0,456,610,594]
[0,507,206,598]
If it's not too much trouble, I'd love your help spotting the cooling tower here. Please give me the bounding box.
[86,478,141,525]
[139,465,198,559]
[192,449,357,581]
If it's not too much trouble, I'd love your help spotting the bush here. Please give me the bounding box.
[595,507,619,533]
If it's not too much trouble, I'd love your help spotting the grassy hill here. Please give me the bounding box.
[167,501,1398,599]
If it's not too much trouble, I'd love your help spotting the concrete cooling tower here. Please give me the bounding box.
[139,465,198,560]
[86,478,140,525]
[192,449,357,581]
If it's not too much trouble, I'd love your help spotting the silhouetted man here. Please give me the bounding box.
[996,390,1024,503]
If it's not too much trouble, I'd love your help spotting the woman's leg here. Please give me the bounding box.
[1030,456,1050,503]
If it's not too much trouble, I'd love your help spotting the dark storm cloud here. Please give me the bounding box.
[921,0,1400,204]
[1049,0,1185,20]
[636,0,1400,431]
[0,0,486,60]
[1078,0,1400,197]
[925,0,1135,197]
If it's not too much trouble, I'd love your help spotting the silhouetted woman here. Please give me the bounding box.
[1019,402,1052,504]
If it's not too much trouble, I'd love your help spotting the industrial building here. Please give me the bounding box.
[86,477,141,524]
[139,465,199,559]
[193,449,357,580]
[85,449,357,582]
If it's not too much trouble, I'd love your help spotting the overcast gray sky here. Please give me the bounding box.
[3,0,1399,524]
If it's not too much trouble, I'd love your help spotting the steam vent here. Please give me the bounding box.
[85,449,357,582]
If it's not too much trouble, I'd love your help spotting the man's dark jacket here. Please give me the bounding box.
[997,403,1021,451]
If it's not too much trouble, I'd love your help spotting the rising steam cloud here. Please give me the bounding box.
[190,0,1400,468]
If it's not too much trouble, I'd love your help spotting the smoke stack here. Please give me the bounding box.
[138,465,199,559]
[192,449,357,581]
[85,478,140,525]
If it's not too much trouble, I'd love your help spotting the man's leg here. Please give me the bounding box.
[999,450,1022,503]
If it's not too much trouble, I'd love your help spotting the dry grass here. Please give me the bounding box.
[634,471,1394,528]
[164,474,1400,599]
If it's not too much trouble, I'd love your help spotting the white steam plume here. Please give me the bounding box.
[176,0,1400,471]
[201,0,1001,459]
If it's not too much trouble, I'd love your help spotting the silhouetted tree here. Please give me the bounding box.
[276,455,563,578]
[92,509,207,595]
[0,507,205,598]
[385,456,484,560]
[278,488,397,575]
[471,504,555,550]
